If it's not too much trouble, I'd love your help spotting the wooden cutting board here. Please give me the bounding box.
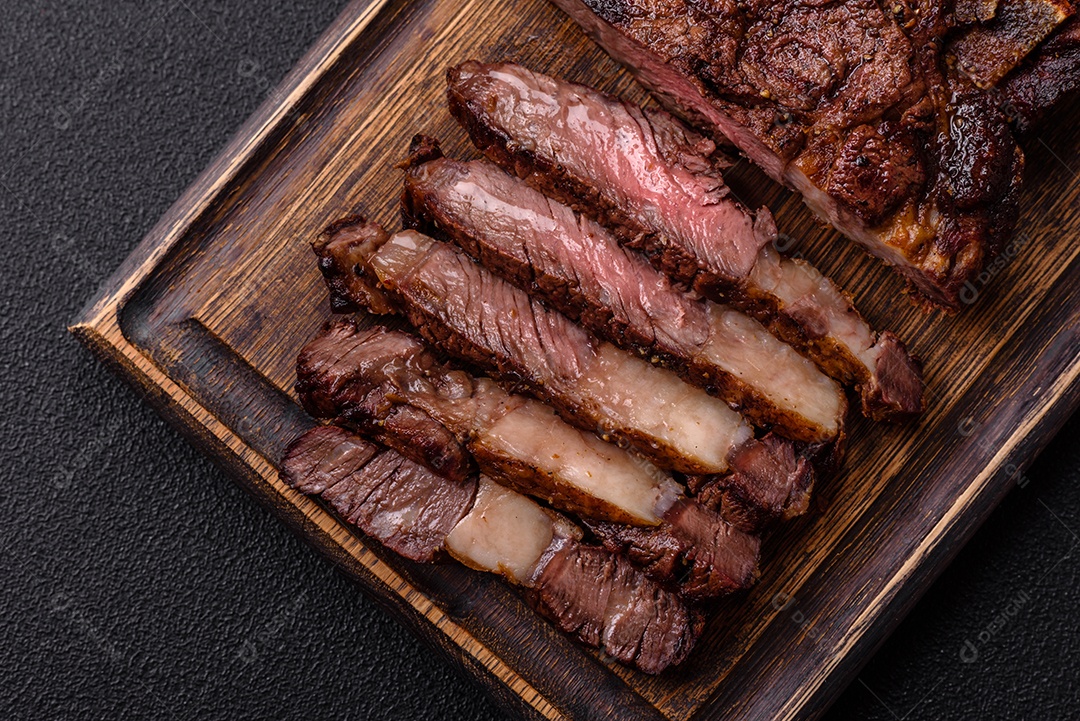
[70,0,1080,718]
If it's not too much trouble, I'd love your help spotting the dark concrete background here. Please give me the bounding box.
[1,2,1077,718]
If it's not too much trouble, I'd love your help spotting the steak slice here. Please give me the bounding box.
[444,64,923,420]
[296,320,761,599]
[950,0,1073,89]
[280,425,477,562]
[547,0,1025,311]
[532,537,703,674]
[283,428,699,673]
[1002,15,1080,135]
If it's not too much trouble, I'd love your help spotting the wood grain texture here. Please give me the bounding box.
[70,0,1080,719]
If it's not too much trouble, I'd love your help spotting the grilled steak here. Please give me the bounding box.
[296,320,761,599]
[444,64,923,420]
[280,424,477,562]
[283,427,700,673]
[314,218,817,524]
[547,0,1025,311]
[531,538,703,673]
[950,0,1073,89]
[313,219,832,474]
[1003,15,1080,135]
[402,147,851,441]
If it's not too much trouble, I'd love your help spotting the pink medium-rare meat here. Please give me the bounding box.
[444,64,923,420]
[401,150,847,440]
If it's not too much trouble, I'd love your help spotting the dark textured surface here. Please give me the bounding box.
[1,2,1077,719]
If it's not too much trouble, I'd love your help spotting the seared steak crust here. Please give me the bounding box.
[1002,15,1080,135]
[950,0,1074,90]
[549,0,1026,310]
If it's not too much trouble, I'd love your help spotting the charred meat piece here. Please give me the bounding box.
[956,0,1000,24]
[283,428,699,673]
[1002,15,1080,135]
[547,1,1025,311]
[585,496,774,599]
[296,321,761,599]
[689,433,815,528]
[296,317,474,483]
[950,0,1073,89]
[280,424,477,562]
[403,149,849,441]
[311,216,395,315]
[445,64,923,420]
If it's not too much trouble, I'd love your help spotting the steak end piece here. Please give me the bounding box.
[295,319,477,483]
[280,425,478,562]
[586,499,762,602]
[312,216,394,315]
[693,433,816,527]
[531,539,704,674]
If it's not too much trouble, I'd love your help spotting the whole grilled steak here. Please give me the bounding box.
[549,0,1026,311]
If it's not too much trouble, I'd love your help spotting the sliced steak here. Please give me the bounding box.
[546,1,1025,311]
[315,223,834,462]
[314,217,818,524]
[444,64,923,420]
[296,320,760,599]
[280,425,477,562]
[377,228,841,444]
[298,320,681,527]
[403,149,850,439]
[284,429,699,674]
